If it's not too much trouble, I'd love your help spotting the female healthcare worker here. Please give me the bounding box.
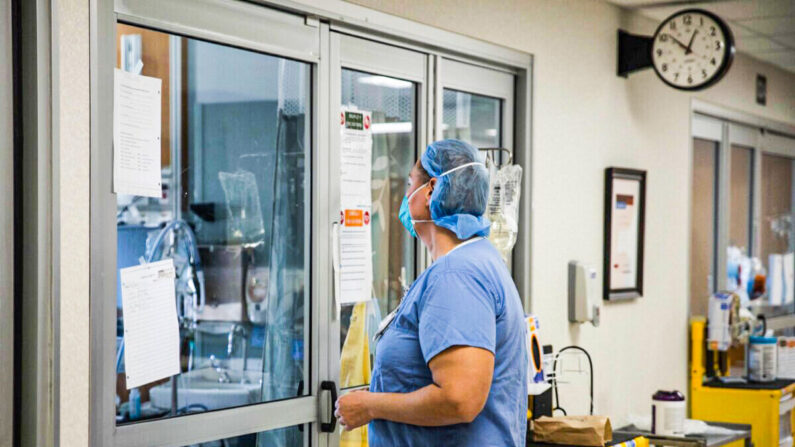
[335,139,528,446]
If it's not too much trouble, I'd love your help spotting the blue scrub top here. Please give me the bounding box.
[369,238,528,447]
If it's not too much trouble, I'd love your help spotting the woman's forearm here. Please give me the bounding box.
[366,385,476,427]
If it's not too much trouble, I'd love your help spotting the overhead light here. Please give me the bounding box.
[371,122,413,134]
[357,76,412,89]
[485,128,498,137]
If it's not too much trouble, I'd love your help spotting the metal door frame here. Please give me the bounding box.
[435,57,530,305]
[87,0,532,445]
[691,107,795,317]
[91,0,330,445]
[327,33,431,422]
[0,0,16,445]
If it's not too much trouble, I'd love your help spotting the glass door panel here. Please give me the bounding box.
[114,23,311,423]
[438,58,514,152]
[439,58,515,268]
[442,89,502,147]
[329,33,426,447]
[442,89,501,148]
[690,138,719,316]
[338,69,417,389]
[761,153,794,261]
[729,145,753,254]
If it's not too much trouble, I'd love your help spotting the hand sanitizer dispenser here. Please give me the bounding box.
[568,261,600,327]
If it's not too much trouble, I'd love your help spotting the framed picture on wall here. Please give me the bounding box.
[604,167,646,301]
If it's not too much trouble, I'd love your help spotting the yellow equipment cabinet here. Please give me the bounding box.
[691,318,795,447]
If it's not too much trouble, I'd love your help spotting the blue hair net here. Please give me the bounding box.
[421,139,491,239]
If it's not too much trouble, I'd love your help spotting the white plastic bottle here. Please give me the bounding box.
[129,388,141,420]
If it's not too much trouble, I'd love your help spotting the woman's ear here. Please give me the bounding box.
[426,178,437,201]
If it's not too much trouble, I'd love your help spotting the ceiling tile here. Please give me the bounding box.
[732,16,795,35]
[608,0,679,6]
[634,5,680,21]
[774,33,795,47]
[702,0,795,20]
[626,0,795,21]
[736,35,789,52]
[728,21,761,38]
[752,50,795,67]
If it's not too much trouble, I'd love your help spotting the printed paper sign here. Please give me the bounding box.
[113,69,163,198]
[610,179,640,290]
[337,108,373,304]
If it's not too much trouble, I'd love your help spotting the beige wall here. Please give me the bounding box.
[54,0,90,445]
[347,0,795,422]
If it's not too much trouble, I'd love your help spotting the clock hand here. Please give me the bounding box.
[685,30,698,54]
[665,33,690,52]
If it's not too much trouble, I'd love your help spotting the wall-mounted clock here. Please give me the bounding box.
[618,9,735,91]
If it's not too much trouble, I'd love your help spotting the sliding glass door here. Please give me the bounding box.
[94,1,328,445]
[690,113,795,318]
[92,3,530,446]
[438,58,514,161]
[327,32,427,444]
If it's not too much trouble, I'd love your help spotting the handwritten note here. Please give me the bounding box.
[113,68,163,198]
[120,259,180,389]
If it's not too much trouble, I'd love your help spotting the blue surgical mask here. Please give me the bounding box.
[399,183,431,237]
[398,196,417,238]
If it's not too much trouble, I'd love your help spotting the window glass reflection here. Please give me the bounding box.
[115,24,310,423]
[725,145,754,301]
[729,146,753,253]
[761,153,794,259]
[338,70,417,389]
[442,89,501,148]
[761,153,795,310]
[690,138,719,316]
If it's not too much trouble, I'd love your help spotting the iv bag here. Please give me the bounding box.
[219,169,266,247]
[487,162,523,264]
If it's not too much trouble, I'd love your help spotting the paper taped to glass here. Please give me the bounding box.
[113,69,163,198]
[337,108,374,304]
[120,259,180,389]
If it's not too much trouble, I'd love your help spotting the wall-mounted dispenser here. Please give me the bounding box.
[568,261,600,327]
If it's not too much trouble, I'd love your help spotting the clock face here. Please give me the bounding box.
[650,10,734,90]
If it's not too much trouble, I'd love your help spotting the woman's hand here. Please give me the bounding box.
[335,390,374,431]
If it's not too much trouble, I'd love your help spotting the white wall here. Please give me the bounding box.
[347,0,795,423]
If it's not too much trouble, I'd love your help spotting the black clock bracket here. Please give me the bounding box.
[618,30,653,78]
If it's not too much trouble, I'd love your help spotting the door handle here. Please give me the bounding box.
[320,380,338,433]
